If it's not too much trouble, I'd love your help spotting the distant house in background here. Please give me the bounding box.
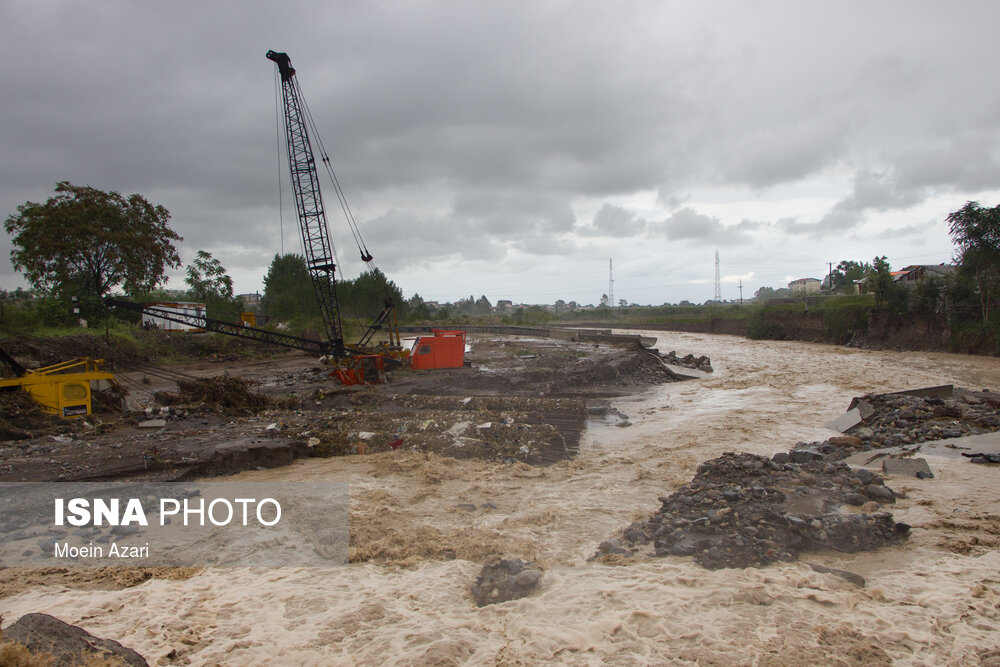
[893,264,956,287]
[788,278,822,295]
[239,292,261,308]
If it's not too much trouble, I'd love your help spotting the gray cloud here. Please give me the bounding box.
[578,203,647,237]
[652,208,753,246]
[2,1,1000,303]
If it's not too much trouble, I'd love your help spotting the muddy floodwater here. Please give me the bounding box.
[4,331,1000,665]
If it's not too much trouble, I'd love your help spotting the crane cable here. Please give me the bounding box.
[294,77,375,270]
[273,67,286,256]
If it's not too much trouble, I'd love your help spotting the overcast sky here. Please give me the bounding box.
[2,1,999,305]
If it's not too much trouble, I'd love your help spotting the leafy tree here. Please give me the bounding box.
[340,267,406,322]
[4,182,181,297]
[830,260,871,294]
[406,293,432,321]
[262,254,318,321]
[866,256,893,309]
[185,250,234,301]
[475,295,493,314]
[754,286,776,301]
[947,201,1000,322]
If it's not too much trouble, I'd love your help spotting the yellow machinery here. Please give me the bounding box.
[0,357,117,418]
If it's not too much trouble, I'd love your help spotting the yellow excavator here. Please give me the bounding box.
[0,345,117,418]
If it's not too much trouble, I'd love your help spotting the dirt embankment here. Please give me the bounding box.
[848,311,950,351]
[0,335,697,482]
[568,310,954,351]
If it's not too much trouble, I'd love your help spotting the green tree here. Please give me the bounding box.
[947,201,1000,322]
[261,254,318,321]
[753,286,776,301]
[866,256,893,309]
[830,260,871,294]
[4,182,181,298]
[185,250,234,301]
[340,268,406,321]
[475,295,493,314]
[406,293,432,321]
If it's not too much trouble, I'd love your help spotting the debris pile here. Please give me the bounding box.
[0,389,65,440]
[659,350,714,372]
[154,376,276,415]
[301,393,583,464]
[470,558,544,606]
[612,452,910,569]
[844,389,1000,451]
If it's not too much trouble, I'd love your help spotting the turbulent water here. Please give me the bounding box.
[4,332,1000,665]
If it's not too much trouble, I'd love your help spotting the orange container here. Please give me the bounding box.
[409,330,466,370]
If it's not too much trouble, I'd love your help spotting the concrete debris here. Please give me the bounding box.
[826,408,863,433]
[882,457,934,478]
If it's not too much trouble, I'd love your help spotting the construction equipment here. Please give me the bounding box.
[409,330,467,370]
[267,50,404,364]
[107,51,405,384]
[0,346,117,418]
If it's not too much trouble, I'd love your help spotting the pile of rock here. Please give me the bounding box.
[845,390,1000,450]
[470,558,543,607]
[613,452,909,569]
[659,350,713,373]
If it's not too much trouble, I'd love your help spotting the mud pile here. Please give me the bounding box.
[611,452,910,569]
[154,376,278,415]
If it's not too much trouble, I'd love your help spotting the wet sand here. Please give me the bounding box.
[3,332,1000,665]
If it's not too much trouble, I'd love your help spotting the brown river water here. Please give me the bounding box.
[4,331,1000,665]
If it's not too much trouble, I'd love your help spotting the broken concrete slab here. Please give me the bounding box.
[882,457,934,478]
[137,419,166,429]
[826,408,862,433]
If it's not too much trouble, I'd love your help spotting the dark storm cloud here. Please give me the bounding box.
[579,203,648,237]
[653,208,752,246]
[2,0,1000,300]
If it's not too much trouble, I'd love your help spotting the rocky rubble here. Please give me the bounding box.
[844,389,1000,451]
[789,387,1000,464]
[1,612,147,666]
[612,452,910,569]
[470,558,544,606]
[658,350,714,373]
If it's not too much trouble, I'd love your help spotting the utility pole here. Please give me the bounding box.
[714,250,721,302]
[608,258,615,308]
[738,280,743,305]
[828,262,834,293]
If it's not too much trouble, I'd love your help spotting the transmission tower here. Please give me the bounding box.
[609,258,615,307]
[714,250,721,302]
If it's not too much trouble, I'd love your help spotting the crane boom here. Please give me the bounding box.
[267,50,345,358]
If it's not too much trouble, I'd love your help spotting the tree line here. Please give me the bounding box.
[4,182,1000,350]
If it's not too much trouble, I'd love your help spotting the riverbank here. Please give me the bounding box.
[2,331,1000,664]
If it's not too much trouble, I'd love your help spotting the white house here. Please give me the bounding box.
[788,278,822,295]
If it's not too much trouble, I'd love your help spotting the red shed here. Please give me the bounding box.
[409,330,466,370]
